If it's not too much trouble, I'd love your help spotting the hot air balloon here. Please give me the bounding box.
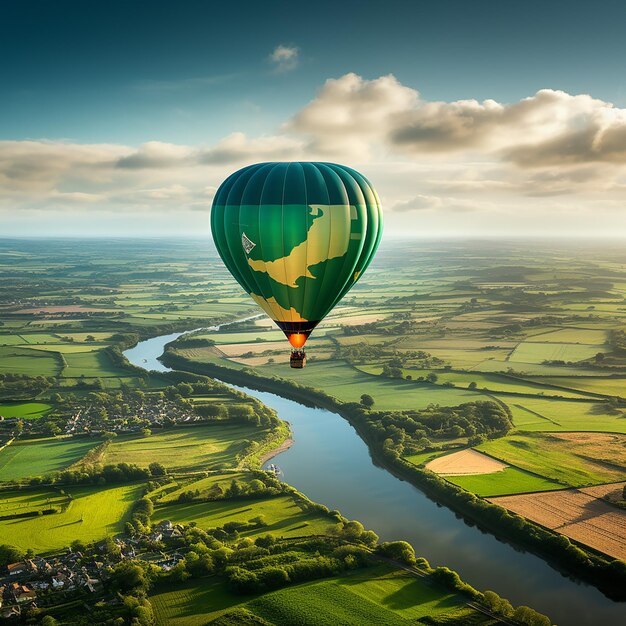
[211,162,383,367]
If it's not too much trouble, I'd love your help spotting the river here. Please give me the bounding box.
[124,325,624,626]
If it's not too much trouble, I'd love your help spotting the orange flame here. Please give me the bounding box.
[288,333,307,349]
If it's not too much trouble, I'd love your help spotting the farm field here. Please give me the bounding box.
[0,489,67,517]
[445,467,563,497]
[267,360,493,409]
[152,494,335,538]
[151,566,480,626]
[0,437,98,482]
[0,483,143,553]
[102,423,265,471]
[425,448,509,475]
[477,432,626,487]
[0,346,61,376]
[0,401,52,418]
[490,483,626,561]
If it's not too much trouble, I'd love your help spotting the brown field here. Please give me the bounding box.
[14,305,108,314]
[490,482,626,560]
[426,449,509,475]
[219,341,286,356]
[322,313,388,326]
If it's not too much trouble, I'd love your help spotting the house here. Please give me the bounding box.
[6,562,28,577]
[10,583,36,603]
[51,572,71,590]
[1,605,20,619]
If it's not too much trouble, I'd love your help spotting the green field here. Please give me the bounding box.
[0,489,68,517]
[270,361,491,409]
[0,346,61,376]
[151,566,476,626]
[444,467,562,496]
[0,401,52,419]
[0,483,143,552]
[102,424,265,471]
[497,397,626,433]
[153,494,335,538]
[0,438,97,482]
[477,432,626,487]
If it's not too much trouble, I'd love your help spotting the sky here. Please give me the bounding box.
[3,0,626,237]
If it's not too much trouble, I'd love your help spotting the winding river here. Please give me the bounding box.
[124,325,623,626]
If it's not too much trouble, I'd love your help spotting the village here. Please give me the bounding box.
[0,520,185,620]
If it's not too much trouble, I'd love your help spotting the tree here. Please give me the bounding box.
[426,372,438,384]
[468,381,477,390]
[149,462,166,476]
[141,427,152,438]
[360,394,375,408]
[70,539,86,553]
[111,561,149,594]
[0,544,24,566]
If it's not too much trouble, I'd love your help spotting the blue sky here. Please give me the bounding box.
[3,0,626,236]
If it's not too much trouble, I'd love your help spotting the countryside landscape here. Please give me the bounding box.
[0,238,624,625]
[4,1,626,624]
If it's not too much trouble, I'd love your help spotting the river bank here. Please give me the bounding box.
[123,327,626,626]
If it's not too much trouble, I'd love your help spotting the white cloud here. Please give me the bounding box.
[5,73,626,237]
[269,45,299,72]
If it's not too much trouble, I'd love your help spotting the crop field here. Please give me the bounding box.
[445,467,563,496]
[425,449,509,475]
[509,341,602,364]
[60,349,121,378]
[497,397,626,433]
[0,401,52,418]
[0,346,61,375]
[0,438,98,482]
[490,484,626,560]
[102,424,266,471]
[155,472,253,503]
[258,360,491,410]
[151,566,477,626]
[0,483,143,553]
[0,489,67,517]
[477,432,626,487]
[152,494,335,538]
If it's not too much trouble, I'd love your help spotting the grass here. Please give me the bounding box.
[0,489,68,517]
[0,438,98,482]
[357,366,593,399]
[444,466,562,497]
[477,432,626,487]
[509,341,602,364]
[156,472,253,503]
[102,424,267,471]
[151,566,476,626]
[152,494,335,538]
[151,577,249,625]
[0,346,61,376]
[0,483,143,553]
[61,349,121,377]
[0,401,52,419]
[497,396,626,433]
[258,360,492,410]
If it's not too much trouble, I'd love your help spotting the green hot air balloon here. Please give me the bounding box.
[211,162,383,367]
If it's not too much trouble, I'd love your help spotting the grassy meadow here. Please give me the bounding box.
[0,437,98,482]
[150,566,480,626]
[0,483,143,553]
[102,423,265,471]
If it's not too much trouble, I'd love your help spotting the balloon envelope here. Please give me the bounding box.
[211,162,383,348]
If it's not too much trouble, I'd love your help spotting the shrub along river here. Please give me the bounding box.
[124,324,624,626]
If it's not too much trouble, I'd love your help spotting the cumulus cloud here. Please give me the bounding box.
[6,73,626,237]
[269,45,299,72]
[198,132,303,165]
[289,73,418,157]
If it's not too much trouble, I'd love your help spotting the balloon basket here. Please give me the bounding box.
[290,349,306,368]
